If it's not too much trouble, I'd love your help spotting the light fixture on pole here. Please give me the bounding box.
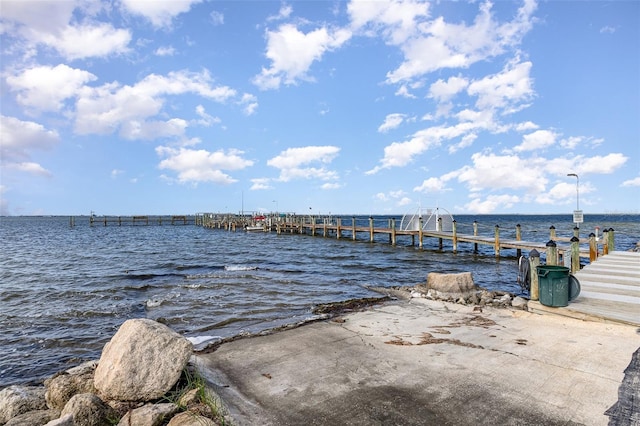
[567,173,582,227]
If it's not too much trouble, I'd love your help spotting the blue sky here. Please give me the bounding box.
[1,0,638,216]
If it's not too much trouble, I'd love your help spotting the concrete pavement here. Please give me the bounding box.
[194,297,640,425]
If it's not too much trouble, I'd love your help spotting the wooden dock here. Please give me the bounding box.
[198,214,617,274]
[529,251,640,326]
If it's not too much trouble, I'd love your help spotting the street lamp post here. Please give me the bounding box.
[567,173,581,228]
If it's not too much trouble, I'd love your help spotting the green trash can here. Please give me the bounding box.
[536,265,570,307]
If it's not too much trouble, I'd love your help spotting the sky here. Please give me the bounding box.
[1,0,639,216]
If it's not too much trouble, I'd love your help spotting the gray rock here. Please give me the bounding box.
[426,272,476,295]
[60,393,116,426]
[94,319,193,401]
[44,413,73,426]
[117,402,179,426]
[166,411,216,426]
[511,296,528,310]
[45,371,95,411]
[4,409,56,426]
[0,385,47,424]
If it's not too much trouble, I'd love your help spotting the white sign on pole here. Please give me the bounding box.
[573,210,583,224]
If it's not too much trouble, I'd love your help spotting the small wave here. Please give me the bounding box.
[123,272,185,280]
[224,265,259,272]
[145,298,164,308]
[186,335,221,346]
[183,283,202,289]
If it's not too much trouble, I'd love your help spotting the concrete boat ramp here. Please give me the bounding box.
[529,251,640,326]
[194,251,640,425]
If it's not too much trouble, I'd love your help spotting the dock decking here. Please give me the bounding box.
[528,251,640,327]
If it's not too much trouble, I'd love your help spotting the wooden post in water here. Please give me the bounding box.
[516,224,522,258]
[494,225,500,257]
[103,216,107,226]
[546,240,558,265]
[570,236,580,273]
[419,216,424,248]
[452,220,458,253]
[473,221,478,252]
[607,228,615,252]
[437,217,443,250]
[589,233,597,262]
[390,218,396,246]
[336,218,342,239]
[311,216,316,237]
[529,249,540,301]
[352,217,357,241]
[323,217,327,238]
[369,217,374,243]
[602,228,609,255]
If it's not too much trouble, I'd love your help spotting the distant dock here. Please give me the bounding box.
[70,215,195,226]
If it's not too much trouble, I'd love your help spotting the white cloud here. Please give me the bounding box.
[156,146,254,185]
[120,0,203,28]
[1,1,131,60]
[253,23,352,90]
[0,115,60,164]
[210,10,224,26]
[74,70,236,138]
[428,75,469,102]
[464,194,521,214]
[348,0,430,45]
[457,152,548,194]
[321,182,342,190]
[6,64,97,112]
[378,113,406,133]
[239,93,259,116]
[41,23,131,60]
[381,0,537,83]
[577,153,627,174]
[250,178,273,190]
[194,105,221,127]
[513,129,558,152]
[267,145,340,182]
[268,4,293,22]
[414,177,450,193]
[111,169,124,179]
[467,59,534,114]
[367,117,496,174]
[622,176,640,187]
[0,0,76,34]
[155,46,176,56]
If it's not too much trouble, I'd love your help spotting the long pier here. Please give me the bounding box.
[70,215,195,226]
[197,214,616,273]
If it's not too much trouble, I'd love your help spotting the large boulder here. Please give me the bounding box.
[94,319,193,401]
[0,385,47,424]
[424,272,478,300]
[59,393,116,426]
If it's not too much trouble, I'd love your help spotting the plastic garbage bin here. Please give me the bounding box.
[536,265,570,307]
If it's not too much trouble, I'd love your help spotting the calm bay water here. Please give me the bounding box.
[1,214,638,387]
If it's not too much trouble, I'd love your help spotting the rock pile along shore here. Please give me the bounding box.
[0,318,226,426]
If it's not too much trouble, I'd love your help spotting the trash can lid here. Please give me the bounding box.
[569,274,581,301]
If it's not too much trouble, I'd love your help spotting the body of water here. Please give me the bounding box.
[1,214,638,387]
